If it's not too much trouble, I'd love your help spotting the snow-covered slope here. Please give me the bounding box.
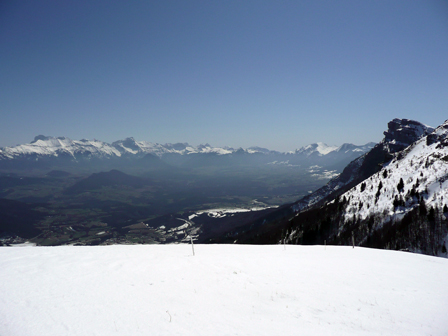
[293,142,376,157]
[279,119,448,256]
[111,138,234,156]
[342,120,448,223]
[0,135,121,159]
[292,119,434,212]
[1,244,447,336]
[334,142,376,154]
[220,119,446,256]
[295,142,339,156]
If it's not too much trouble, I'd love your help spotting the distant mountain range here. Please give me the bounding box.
[0,136,375,173]
[0,135,374,158]
[213,118,448,257]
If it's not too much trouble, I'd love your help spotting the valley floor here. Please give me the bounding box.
[0,244,447,336]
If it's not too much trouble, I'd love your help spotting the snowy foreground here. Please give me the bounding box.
[1,245,447,336]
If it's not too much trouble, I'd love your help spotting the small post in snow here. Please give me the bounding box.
[190,236,195,256]
[352,231,355,249]
[324,240,326,250]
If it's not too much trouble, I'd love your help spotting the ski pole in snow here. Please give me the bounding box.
[352,231,355,248]
[190,236,195,256]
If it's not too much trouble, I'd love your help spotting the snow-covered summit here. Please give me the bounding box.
[0,135,121,159]
[293,142,375,157]
[194,144,233,155]
[247,146,274,154]
[334,142,376,154]
[295,142,339,156]
[0,136,236,160]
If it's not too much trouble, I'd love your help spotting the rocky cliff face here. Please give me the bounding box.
[383,118,434,153]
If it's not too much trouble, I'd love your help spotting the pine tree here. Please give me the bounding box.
[397,178,404,192]
[360,182,366,192]
[419,198,427,216]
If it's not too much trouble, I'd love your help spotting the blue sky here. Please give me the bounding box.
[1,0,447,151]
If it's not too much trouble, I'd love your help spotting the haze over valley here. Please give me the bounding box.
[1,2,448,334]
[0,134,374,246]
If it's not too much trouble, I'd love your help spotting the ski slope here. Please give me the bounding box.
[1,245,447,336]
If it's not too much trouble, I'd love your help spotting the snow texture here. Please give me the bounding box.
[188,206,277,220]
[1,245,447,336]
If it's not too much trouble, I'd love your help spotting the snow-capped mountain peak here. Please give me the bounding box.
[295,142,339,156]
[31,135,71,146]
[246,146,273,154]
[0,135,375,172]
[335,142,377,154]
[1,137,372,159]
[0,135,121,159]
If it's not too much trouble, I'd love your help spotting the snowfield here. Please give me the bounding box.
[1,245,447,336]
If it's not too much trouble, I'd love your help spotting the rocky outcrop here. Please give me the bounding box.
[383,118,434,152]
